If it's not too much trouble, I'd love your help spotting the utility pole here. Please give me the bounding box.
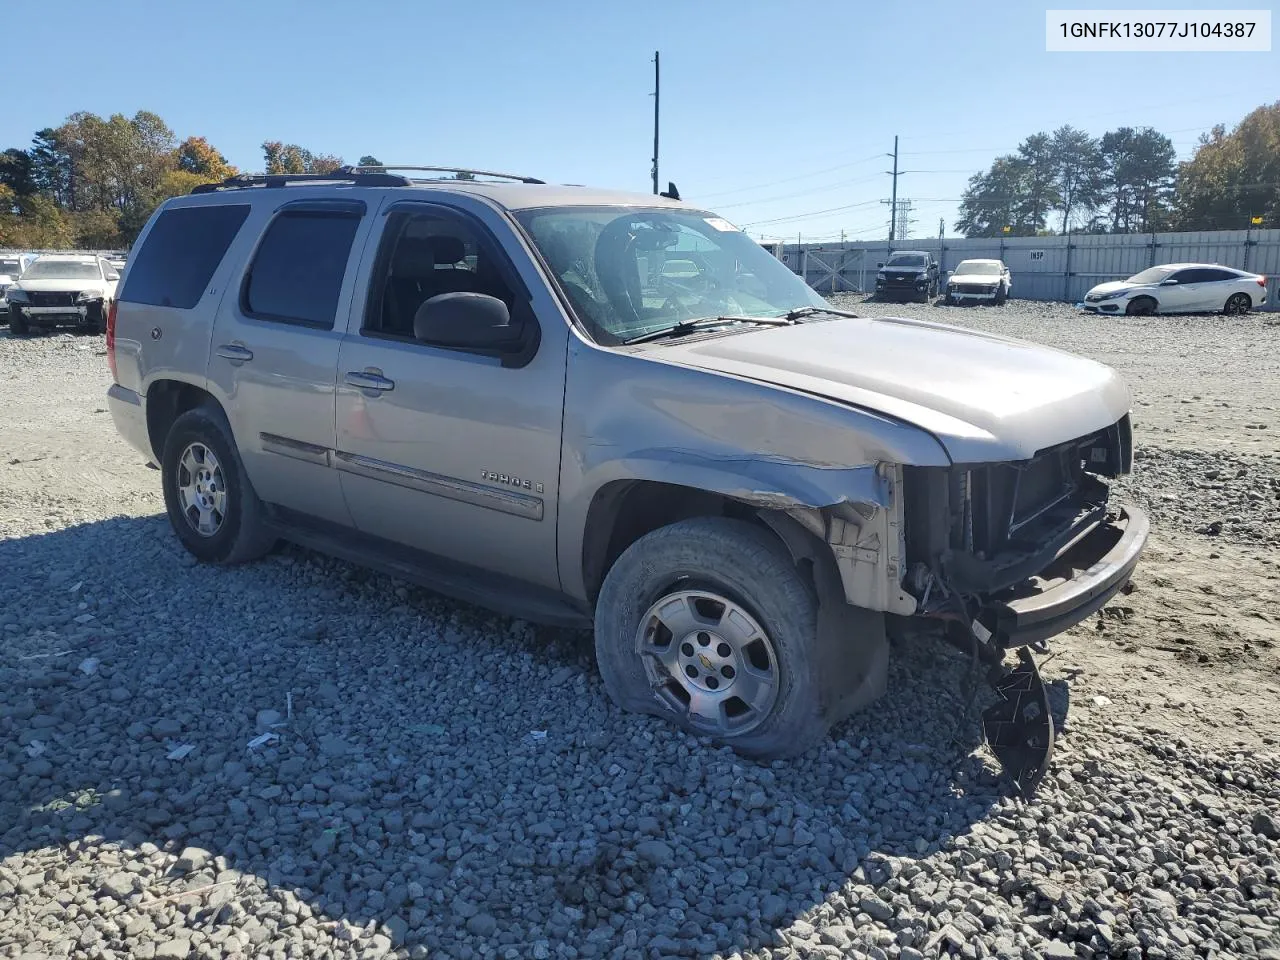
[650,52,660,195]
[886,135,899,246]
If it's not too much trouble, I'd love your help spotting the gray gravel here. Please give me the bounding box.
[3,319,1280,959]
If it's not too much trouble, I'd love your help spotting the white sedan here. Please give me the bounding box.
[943,259,1011,305]
[1081,263,1268,316]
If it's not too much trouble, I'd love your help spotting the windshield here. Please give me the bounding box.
[22,260,102,281]
[512,206,827,344]
[955,261,1001,276]
[1127,266,1176,284]
[885,254,925,268]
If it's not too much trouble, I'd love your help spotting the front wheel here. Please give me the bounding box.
[9,313,28,336]
[161,406,276,564]
[1224,293,1251,315]
[594,517,832,759]
[1125,297,1157,316]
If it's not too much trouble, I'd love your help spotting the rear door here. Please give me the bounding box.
[205,196,375,527]
[1202,268,1243,309]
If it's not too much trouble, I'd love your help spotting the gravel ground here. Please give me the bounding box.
[2,307,1279,960]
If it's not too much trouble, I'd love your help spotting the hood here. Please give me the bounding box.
[644,316,1131,464]
[1086,280,1140,297]
[13,277,105,293]
[949,272,1002,285]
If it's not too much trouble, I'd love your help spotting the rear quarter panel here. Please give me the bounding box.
[113,197,257,403]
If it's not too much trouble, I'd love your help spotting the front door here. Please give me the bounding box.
[333,199,567,589]
[206,197,374,526]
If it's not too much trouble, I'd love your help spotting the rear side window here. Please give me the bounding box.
[243,211,361,328]
[119,204,250,308]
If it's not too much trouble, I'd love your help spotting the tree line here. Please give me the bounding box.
[0,110,378,250]
[3,102,1278,249]
[957,101,1280,238]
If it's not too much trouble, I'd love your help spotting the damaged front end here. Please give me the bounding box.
[901,414,1148,792]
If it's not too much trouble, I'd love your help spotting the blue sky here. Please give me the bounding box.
[6,0,1275,242]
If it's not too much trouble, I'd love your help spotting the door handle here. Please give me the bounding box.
[344,370,395,392]
[216,343,254,363]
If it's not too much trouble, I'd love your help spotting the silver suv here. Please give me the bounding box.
[106,166,1147,786]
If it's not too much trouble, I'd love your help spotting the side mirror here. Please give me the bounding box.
[413,292,520,350]
[946,270,953,277]
[1159,278,1178,285]
[876,262,884,269]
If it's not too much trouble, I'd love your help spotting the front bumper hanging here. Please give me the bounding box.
[975,506,1147,793]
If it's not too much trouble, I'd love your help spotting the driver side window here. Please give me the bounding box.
[363,211,518,342]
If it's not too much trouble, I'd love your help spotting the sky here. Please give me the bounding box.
[5,0,1276,243]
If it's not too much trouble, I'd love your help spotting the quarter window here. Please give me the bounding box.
[243,210,361,328]
[119,204,250,309]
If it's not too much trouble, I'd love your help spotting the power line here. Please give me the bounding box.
[694,152,885,200]
[712,172,884,210]
[739,199,882,228]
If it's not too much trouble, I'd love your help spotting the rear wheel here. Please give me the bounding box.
[161,406,275,564]
[1125,297,1157,316]
[1224,292,1251,315]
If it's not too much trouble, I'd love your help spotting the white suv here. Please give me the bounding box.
[5,254,120,335]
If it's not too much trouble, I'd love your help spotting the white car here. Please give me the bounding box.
[5,254,120,336]
[0,253,38,320]
[943,258,1011,305]
[1081,263,1268,316]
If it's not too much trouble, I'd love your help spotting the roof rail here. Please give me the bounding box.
[345,165,545,185]
[190,170,414,194]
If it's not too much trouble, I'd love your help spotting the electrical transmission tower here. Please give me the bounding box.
[882,198,914,242]
[894,199,914,240]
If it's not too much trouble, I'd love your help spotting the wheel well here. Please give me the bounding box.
[145,380,220,462]
[582,481,757,602]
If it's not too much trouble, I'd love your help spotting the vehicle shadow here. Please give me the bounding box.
[1,515,1023,957]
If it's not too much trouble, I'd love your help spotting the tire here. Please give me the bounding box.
[86,301,108,334]
[1224,292,1251,315]
[1125,297,1157,316]
[9,314,28,336]
[994,285,1008,305]
[161,406,276,564]
[943,294,955,306]
[594,516,833,759]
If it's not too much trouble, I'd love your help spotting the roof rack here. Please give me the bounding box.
[346,165,545,185]
[190,170,414,194]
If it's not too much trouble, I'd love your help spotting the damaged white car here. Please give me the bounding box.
[943,258,1011,305]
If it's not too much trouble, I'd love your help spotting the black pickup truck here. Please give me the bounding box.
[875,250,940,303]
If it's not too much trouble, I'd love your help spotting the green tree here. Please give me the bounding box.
[1174,101,1280,230]
[957,156,1031,237]
[29,128,74,208]
[0,148,37,198]
[1013,133,1059,233]
[1048,125,1106,233]
[1099,127,1176,232]
[358,155,382,167]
